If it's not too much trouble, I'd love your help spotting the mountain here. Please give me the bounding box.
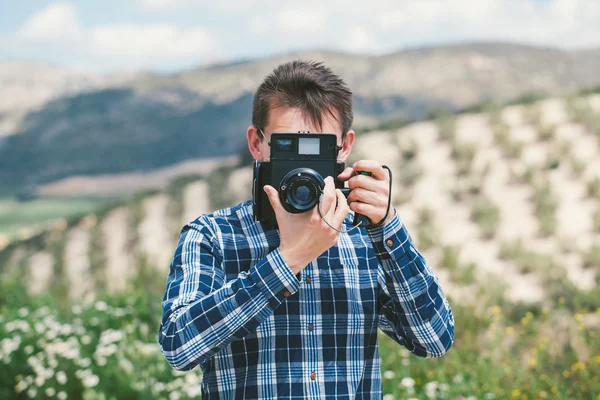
[1,42,600,192]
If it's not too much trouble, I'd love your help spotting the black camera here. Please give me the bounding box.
[252,133,369,228]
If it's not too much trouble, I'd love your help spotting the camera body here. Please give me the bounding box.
[252,132,369,228]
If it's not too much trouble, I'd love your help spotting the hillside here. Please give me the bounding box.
[2,92,599,301]
[1,43,600,192]
[1,93,599,398]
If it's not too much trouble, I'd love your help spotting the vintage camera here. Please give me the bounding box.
[252,132,369,228]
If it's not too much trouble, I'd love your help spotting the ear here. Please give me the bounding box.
[247,125,266,161]
[337,130,355,163]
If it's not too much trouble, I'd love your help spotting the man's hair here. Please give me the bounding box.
[252,60,353,139]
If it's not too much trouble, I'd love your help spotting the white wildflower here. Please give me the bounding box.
[24,345,33,355]
[45,387,56,397]
[453,374,464,384]
[401,377,415,388]
[35,375,45,387]
[15,380,28,393]
[79,358,91,368]
[425,381,438,398]
[18,308,29,317]
[170,391,182,400]
[83,374,100,388]
[95,301,108,311]
[383,395,395,400]
[56,371,67,385]
[72,305,82,314]
[383,370,396,379]
[81,335,92,345]
[57,391,68,400]
[26,388,36,398]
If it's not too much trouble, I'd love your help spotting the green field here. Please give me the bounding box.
[0,196,119,242]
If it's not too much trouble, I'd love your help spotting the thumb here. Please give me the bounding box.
[264,185,284,213]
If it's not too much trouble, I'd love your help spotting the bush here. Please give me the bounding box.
[532,183,557,237]
[470,196,501,240]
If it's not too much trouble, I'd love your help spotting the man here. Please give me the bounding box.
[158,60,454,399]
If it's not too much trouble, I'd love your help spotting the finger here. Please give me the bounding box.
[337,166,355,182]
[352,160,387,181]
[264,185,285,214]
[349,201,384,224]
[332,189,350,228]
[348,174,389,196]
[321,176,336,216]
[347,187,388,208]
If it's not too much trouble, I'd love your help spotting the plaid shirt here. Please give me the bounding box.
[159,199,454,399]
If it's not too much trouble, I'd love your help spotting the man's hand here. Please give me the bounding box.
[337,160,395,227]
[264,176,349,275]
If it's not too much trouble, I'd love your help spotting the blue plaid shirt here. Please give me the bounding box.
[159,199,454,399]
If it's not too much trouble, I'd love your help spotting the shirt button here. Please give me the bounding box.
[386,239,394,247]
[283,290,290,297]
[305,277,311,284]
[310,372,316,380]
[308,323,314,331]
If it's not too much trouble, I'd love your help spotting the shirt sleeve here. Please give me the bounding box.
[158,218,301,371]
[367,211,455,358]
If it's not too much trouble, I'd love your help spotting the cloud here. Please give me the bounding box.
[3,0,600,72]
[91,24,219,69]
[17,2,83,42]
[6,1,221,71]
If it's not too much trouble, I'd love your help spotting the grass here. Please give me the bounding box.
[470,196,501,240]
[416,207,437,251]
[532,183,557,237]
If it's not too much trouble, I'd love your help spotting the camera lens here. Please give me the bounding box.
[294,185,311,205]
[279,168,325,213]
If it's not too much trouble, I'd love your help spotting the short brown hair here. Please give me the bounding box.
[252,60,353,139]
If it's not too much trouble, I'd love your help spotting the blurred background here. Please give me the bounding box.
[1,1,599,399]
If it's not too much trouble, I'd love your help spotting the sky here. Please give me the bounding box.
[0,0,599,73]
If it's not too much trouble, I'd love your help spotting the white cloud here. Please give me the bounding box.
[17,2,83,42]
[6,1,221,71]
[2,0,600,72]
[91,24,219,68]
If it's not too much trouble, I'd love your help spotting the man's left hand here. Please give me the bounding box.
[337,160,396,227]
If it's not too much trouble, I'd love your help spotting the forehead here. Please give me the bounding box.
[265,105,342,134]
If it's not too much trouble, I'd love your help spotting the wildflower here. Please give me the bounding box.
[401,377,415,388]
[19,308,29,318]
[45,387,56,397]
[594,356,600,364]
[453,374,464,384]
[383,370,396,379]
[15,380,28,393]
[528,358,537,367]
[551,386,558,394]
[511,389,520,398]
[95,301,109,311]
[563,370,570,378]
[83,374,99,388]
[425,381,438,398]
[170,392,183,400]
[24,345,33,355]
[492,306,501,315]
[505,327,514,334]
[57,391,68,400]
[26,388,36,399]
[56,371,67,385]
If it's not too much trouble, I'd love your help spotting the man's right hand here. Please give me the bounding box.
[264,176,349,275]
